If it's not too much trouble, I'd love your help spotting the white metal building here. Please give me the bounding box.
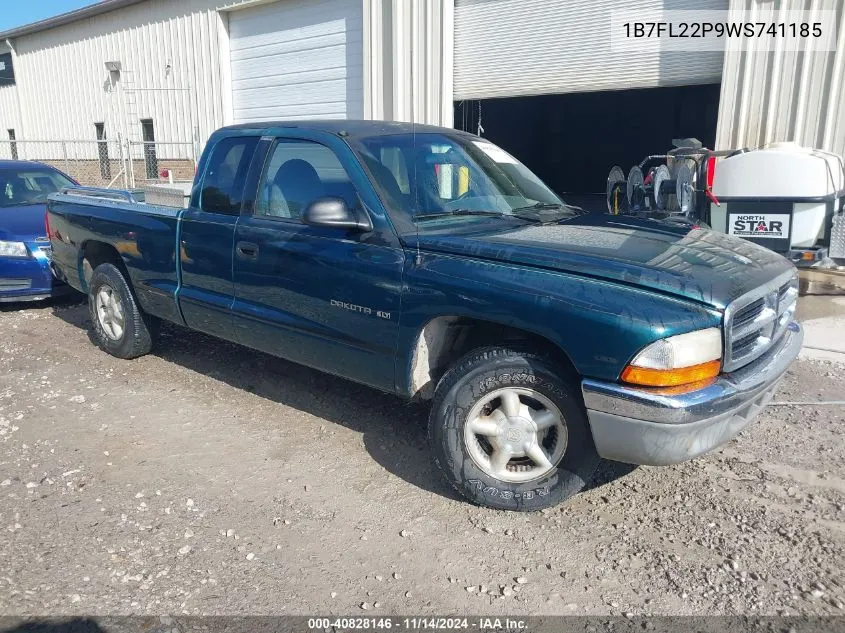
[0,0,841,195]
[0,0,451,186]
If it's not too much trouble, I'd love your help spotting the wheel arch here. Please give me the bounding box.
[404,314,581,401]
[78,240,129,294]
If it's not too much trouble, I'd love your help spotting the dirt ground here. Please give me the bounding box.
[0,295,844,617]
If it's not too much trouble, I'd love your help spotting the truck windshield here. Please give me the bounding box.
[354,133,566,226]
[0,168,75,208]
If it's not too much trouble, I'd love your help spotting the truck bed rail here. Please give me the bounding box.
[58,186,147,204]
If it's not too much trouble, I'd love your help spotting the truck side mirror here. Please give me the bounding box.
[303,197,372,232]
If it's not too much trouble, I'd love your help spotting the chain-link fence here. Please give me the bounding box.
[126,140,196,187]
[0,139,197,189]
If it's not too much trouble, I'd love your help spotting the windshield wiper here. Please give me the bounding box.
[511,202,569,213]
[414,209,509,221]
[510,201,582,224]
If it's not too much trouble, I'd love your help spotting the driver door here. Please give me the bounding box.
[231,136,404,392]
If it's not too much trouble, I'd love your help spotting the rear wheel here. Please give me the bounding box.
[429,347,598,511]
[87,263,157,359]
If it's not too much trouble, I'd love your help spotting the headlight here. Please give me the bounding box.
[621,327,722,387]
[0,240,29,258]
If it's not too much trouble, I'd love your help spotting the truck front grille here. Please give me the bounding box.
[732,297,766,329]
[723,271,798,372]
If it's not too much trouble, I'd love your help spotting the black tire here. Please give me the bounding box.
[429,347,598,511]
[87,262,157,359]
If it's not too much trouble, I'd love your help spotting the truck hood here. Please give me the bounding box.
[415,214,794,310]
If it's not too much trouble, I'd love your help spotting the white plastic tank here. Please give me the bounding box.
[710,142,844,249]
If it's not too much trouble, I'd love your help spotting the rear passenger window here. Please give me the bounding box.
[254,140,358,221]
[200,136,259,214]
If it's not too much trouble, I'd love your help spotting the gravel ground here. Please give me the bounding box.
[0,296,844,617]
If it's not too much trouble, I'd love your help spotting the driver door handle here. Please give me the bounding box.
[236,241,259,260]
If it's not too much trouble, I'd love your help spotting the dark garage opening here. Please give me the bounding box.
[454,83,721,212]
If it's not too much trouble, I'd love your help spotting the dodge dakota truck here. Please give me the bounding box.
[47,121,803,511]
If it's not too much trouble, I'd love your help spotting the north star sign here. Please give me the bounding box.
[729,213,791,239]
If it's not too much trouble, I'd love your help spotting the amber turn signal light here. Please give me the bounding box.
[621,359,722,388]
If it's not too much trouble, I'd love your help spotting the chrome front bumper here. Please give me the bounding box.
[581,321,803,466]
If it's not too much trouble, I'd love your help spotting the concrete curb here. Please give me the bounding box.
[798,314,845,363]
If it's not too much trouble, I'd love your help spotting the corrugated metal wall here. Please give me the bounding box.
[0,78,22,135]
[0,0,454,160]
[453,0,728,100]
[0,0,232,160]
[363,0,454,126]
[717,0,845,157]
[0,0,286,161]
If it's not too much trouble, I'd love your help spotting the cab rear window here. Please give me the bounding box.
[199,136,259,215]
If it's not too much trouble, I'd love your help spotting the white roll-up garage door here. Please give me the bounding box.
[228,0,364,122]
[454,0,728,100]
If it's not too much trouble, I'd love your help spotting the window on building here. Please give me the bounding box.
[95,123,110,180]
[140,119,158,179]
[199,136,259,215]
[254,140,358,221]
[0,52,15,87]
[7,129,17,161]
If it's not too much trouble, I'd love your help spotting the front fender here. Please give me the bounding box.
[396,251,722,396]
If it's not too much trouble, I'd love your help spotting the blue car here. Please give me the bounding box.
[0,160,77,302]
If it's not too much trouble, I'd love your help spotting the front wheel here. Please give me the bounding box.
[429,347,598,511]
[88,263,157,359]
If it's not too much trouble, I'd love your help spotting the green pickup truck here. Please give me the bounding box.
[47,120,803,510]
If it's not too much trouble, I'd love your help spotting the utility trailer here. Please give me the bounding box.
[606,140,845,268]
[606,139,735,230]
[709,143,845,267]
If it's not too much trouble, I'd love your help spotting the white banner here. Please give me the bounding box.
[610,9,838,52]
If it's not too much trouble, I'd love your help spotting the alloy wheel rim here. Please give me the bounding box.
[95,285,125,341]
[463,387,568,484]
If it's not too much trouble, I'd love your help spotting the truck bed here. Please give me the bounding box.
[48,188,185,325]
